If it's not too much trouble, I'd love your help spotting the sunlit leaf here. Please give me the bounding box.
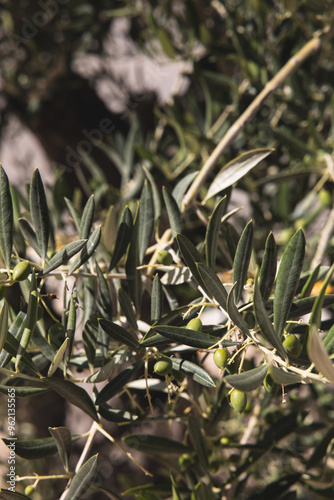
[139,180,154,263]
[171,358,215,387]
[79,194,95,239]
[66,454,99,500]
[205,196,227,269]
[233,220,253,303]
[125,203,142,312]
[69,226,101,274]
[99,318,139,349]
[307,325,334,383]
[47,338,69,377]
[274,229,305,338]
[204,149,274,202]
[154,324,223,349]
[39,240,86,276]
[172,171,197,209]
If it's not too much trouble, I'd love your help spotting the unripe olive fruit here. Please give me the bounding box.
[282,334,302,357]
[24,485,34,496]
[230,388,247,414]
[213,348,229,369]
[12,261,31,281]
[157,250,173,265]
[186,318,203,332]
[154,358,172,376]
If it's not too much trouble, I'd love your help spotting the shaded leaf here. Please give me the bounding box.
[172,171,197,209]
[259,232,277,302]
[64,197,81,232]
[125,203,142,312]
[197,262,228,310]
[205,196,227,269]
[123,434,190,454]
[300,262,321,298]
[247,473,301,500]
[80,194,95,239]
[274,229,305,338]
[171,358,215,387]
[39,240,86,276]
[188,415,208,469]
[43,377,99,422]
[118,288,138,331]
[95,362,141,405]
[153,324,223,349]
[69,226,101,274]
[2,434,80,460]
[109,206,133,271]
[307,426,334,469]
[176,234,208,293]
[226,285,252,338]
[48,426,72,472]
[83,315,99,372]
[269,365,302,385]
[138,180,154,263]
[30,168,49,263]
[309,264,334,329]
[0,301,8,354]
[233,220,253,303]
[205,148,274,201]
[224,364,268,392]
[163,187,182,239]
[254,277,287,361]
[0,490,32,499]
[98,404,139,423]
[323,324,334,354]
[143,165,161,227]
[0,166,13,270]
[66,454,99,500]
[151,274,163,323]
[99,318,139,349]
[0,384,49,398]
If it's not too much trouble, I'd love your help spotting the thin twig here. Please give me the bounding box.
[182,36,322,211]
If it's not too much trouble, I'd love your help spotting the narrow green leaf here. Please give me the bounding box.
[171,358,216,387]
[0,489,32,499]
[254,277,287,361]
[98,404,139,423]
[82,315,99,372]
[233,220,253,303]
[118,288,138,331]
[99,318,139,349]
[69,226,101,274]
[143,165,161,227]
[82,358,115,384]
[0,166,13,270]
[300,262,321,298]
[274,229,305,338]
[64,294,77,373]
[123,434,190,454]
[226,285,252,338]
[224,364,268,392]
[0,384,49,398]
[269,365,302,385]
[48,426,72,472]
[138,180,154,263]
[47,338,69,377]
[0,301,8,354]
[66,454,99,500]
[288,295,334,320]
[64,197,81,232]
[196,262,228,310]
[39,240,86,276]
[79,194,95,239]
[205,196,227,269]
[96,263,112,325]
[246,473,301,500]
[307,325,334,383]
[43,377,99,422]
[95,362,141,405]
[30,168,49,263]
[188,415,208,469]
[176,234,209,295]
[151,274,163,323]
[18,218,40,257]
[16,271,38,370]
[125,204,142,312]
[2,434,80,460]
[323,324,334,354]
[109,206,133,271]
[259,232,277,302]
[163,187,182,239]
[172,171,197,209]
[204,148,274,202]
[154,324,223,349]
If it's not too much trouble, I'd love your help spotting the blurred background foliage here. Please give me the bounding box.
[0,1,334,499]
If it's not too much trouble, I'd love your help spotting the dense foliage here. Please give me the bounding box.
[0,1,334,500]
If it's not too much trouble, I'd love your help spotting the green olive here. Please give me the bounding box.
[186,318,203,332]
[282,334,302,357]
[230,389,247,414]
[213,348,229,369]
[12,261,32,281]
[157,250,173,265]
[154,358,172,376]
[24,485,34,496]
